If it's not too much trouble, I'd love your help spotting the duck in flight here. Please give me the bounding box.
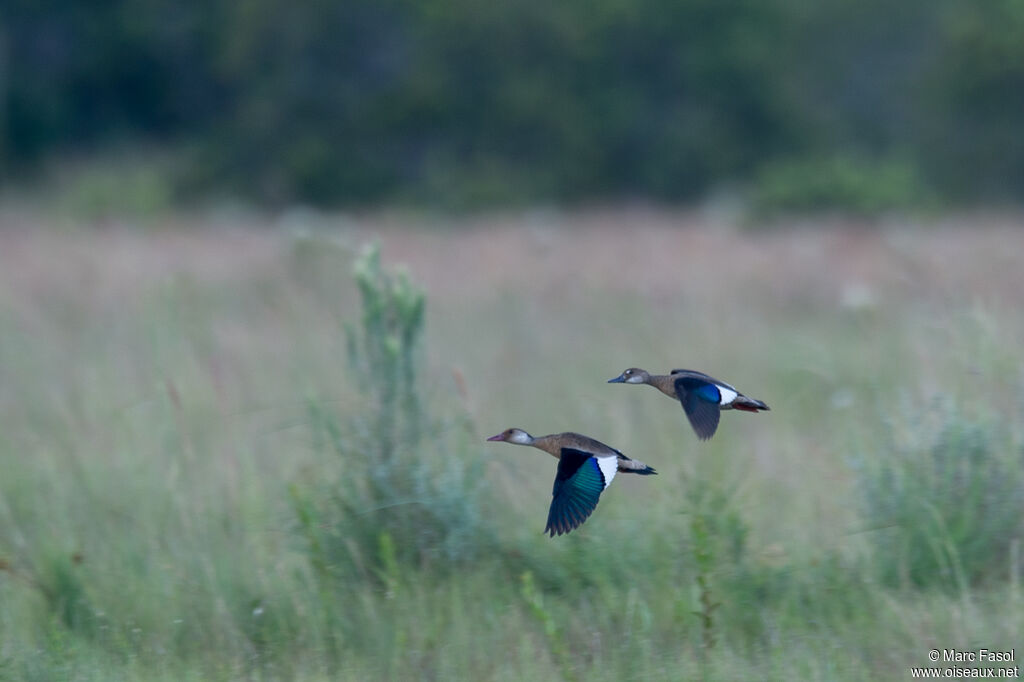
[608,367,769,440]
[486,428,656,537]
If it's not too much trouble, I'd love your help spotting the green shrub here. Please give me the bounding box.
[291,245,490,591]
[857,403,1024,590]
[53,154,177,221]
[750,154,933,217]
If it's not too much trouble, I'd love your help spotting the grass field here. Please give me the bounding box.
[1,207,1022,680]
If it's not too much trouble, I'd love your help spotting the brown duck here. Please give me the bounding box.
[486,428,656,537]
[608,367,769,440]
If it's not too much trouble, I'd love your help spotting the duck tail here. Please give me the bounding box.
[619,458,658,475]
[733,395,769,412]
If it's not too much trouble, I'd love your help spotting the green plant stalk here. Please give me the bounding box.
[520,570,577,682]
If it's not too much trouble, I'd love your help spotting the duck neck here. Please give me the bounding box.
[529,435,562,458]
[647,374,679,398]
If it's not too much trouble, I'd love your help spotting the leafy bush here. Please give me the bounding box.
[54,154,177,221]
[857,403,1024,590]
[749,154,933,217]
[291,245,490,591]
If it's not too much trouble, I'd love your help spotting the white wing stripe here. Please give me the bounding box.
[596,455,618,490]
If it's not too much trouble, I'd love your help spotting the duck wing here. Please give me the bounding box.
[545,448,617,537]
[673,374,722,440]
[670,369,737,392]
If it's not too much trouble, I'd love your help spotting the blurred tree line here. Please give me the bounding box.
[1,0,1022,208]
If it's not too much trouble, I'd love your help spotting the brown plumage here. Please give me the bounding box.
[517,431,655,473]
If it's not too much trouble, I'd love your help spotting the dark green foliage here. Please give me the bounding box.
[751,155,933,217]
[858,405,1024,590]
[917,1,1024,201]
[3,0,1021,207]
[188,0,794,206]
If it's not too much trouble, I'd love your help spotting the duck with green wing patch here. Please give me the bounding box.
[486,428,657,537]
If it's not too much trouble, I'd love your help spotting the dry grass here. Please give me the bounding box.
[4,208,1023,309]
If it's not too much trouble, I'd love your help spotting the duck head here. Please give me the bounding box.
[608,367,650,384]
[486,428,535,445]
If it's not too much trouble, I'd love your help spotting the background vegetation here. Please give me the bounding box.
[0,214,1021,680]
[2,0,1023,208]
[1,0,1022,678]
